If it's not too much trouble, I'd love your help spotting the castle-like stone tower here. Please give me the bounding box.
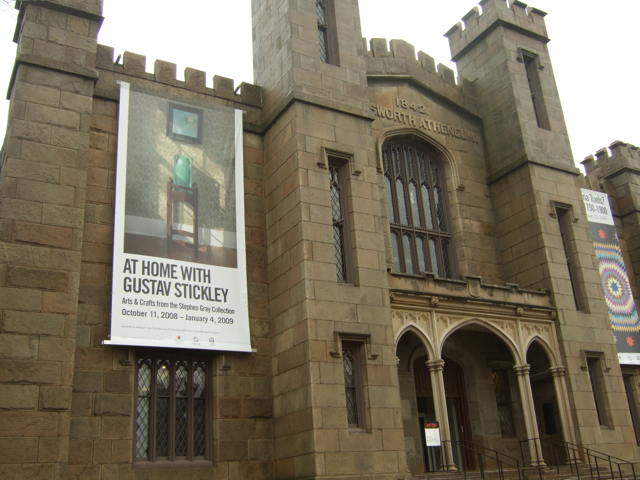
[0,0,636,479]
[0,0,103,477]
[252,0,407,477]
[445,0,633,457]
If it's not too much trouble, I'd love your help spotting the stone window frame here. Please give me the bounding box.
[329,158,354,284]
[334,333,376,432]
[133,351,213,467]
[517,48,551,130]
[621,367,640,445]
[552,203,586,312]
[382,140,458,279]
[581,351,611,427]
[316,0,337,65]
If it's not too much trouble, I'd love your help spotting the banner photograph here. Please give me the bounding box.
[105,82,251,352]
[582,189,640,365]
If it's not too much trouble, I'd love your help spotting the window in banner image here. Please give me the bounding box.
[123,90,237,268]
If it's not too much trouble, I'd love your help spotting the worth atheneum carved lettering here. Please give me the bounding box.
[370,97,479,144]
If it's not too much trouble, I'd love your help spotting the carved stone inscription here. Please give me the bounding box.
[370,97,479,144]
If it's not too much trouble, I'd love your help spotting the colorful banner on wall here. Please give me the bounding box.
[582,189,640,365]
[104,82,252,352]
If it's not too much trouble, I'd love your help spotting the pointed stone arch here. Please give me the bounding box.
[525,335,559,368]
[376,126,462,191]
[395,323,437,362]
[439,317,524,365]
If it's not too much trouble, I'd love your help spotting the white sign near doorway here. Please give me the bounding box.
[424,422,441,447]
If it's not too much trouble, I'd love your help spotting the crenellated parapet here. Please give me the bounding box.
[93,44,262,111]
[445,0,549,62]
[582,141,640,217]
[582,141,640,178]
[364,37,478,116]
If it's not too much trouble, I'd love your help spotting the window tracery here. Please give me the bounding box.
[382,141,457,278]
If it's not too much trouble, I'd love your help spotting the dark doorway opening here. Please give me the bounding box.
[414,355,474,471]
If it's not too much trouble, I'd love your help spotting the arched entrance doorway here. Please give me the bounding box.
[413,355,474,471]
[527,341,565,465]
[396,329,432,474]
[440,324,528,465]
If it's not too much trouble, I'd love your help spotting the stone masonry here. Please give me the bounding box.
[0,0,638,479]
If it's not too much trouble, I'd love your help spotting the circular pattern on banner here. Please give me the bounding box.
[600,260,634,312]
[598,258,640,330]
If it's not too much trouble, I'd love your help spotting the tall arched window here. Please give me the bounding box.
[382,141,457,279]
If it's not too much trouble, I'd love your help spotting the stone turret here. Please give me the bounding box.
[0,0,103,477]
[251,1,406,478]
[583,141,640,296]
[446,0,577,183]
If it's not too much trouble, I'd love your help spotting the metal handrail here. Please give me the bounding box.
[457,438,546,480]
[460,438,525,468]
[454,440,512,480]
[564,440,638,480]
[520,437,579,476]
[525,437,639,480]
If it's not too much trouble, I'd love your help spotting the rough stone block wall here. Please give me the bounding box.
[61,49,273,477]
[490,162,636,457]
[0,0,102,477]
[263,98,406,479]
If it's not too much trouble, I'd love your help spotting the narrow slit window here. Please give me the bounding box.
[556,207,585,311]
[523,52,550,130]
[623,374,640,445]
[586,356,608,426]
[316,0,335,64]
[342,342,366,429]
[329,160,353,283]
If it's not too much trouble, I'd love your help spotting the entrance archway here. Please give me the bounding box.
[527,340,565,465]
[440,324,527,467]
[396,328,432,474]
[413,355,474,471]
[393,308,570,473]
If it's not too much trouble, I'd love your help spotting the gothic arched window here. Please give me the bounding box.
[382,141,457,279]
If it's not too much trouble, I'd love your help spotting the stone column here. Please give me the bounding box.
[550,366,578,448]
[514,364,545,466]
[427,360,456,471]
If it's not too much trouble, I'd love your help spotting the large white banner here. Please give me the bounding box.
[104,82,252,352]
[582,189,640,365]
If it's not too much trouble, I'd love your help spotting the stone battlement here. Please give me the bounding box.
[582,141,640,176]
[364,38,478,115]
[95,44,262,108]
[445,0,549,61]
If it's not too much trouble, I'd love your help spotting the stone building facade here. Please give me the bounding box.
[0,0,638,479]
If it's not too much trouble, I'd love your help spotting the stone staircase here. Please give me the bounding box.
[412,463,637,480]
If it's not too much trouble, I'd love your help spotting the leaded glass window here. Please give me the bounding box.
[382,141,457,278]
[342,342,365,429]
[329,161,352,283]
[317,0,333,64]
[135,354,209,463]
[492,370,515,437]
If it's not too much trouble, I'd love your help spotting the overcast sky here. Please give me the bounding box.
[0,0,637,168]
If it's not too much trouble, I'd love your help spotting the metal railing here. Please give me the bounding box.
[519,437,639,480]
[453,439,545,480]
